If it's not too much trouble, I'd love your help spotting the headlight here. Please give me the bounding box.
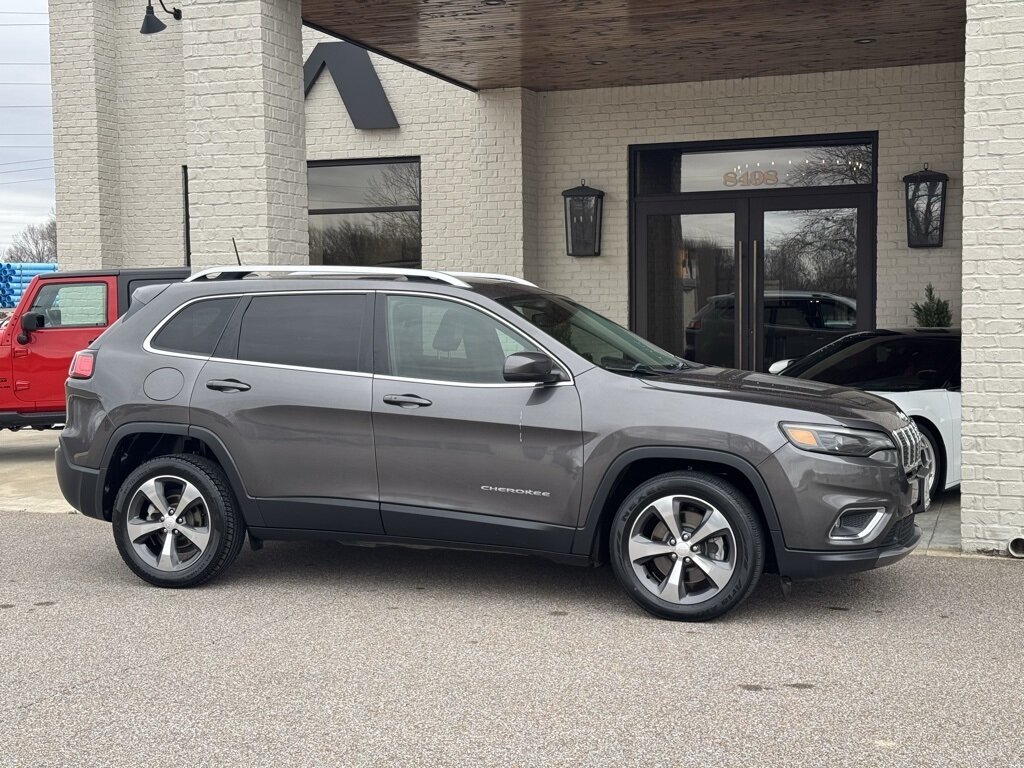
[780,423,895,457]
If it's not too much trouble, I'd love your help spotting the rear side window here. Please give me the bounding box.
[237,293,365,372]
[151,298,238,356]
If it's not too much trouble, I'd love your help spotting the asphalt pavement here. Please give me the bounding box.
[1,509,1022,767]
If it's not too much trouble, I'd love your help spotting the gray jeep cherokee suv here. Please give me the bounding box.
[56,267,929,620]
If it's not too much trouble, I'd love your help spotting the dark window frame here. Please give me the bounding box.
[308,157,423,269]
[307,156,422,216]
[628,132,879,371]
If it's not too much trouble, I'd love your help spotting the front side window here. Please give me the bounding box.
[386,295,537,384]
[29,282,107,328]
[152,297,238,356]
[308,159,421,269]
[237,294,365,372]
[498,293,684,374]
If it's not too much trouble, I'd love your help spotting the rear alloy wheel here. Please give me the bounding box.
[610,472,765,621]
[112,454,245,588]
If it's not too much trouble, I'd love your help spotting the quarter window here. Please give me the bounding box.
[237,294,365,372]
[29,282,107,328]
[386,295,537,383]
[152,298,238,356]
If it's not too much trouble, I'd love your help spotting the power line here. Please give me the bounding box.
[0,82,49,85]
[0,144,52,148]
[0,63,50,66]
[0,176,53,186]
[0,133,52,136]
[0,163,52,175]
[0,104,51,107]
[0,156,51,166]
[0,23,48,26]
[0,11,48,14]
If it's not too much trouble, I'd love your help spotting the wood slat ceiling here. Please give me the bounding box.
[301,0,966,92]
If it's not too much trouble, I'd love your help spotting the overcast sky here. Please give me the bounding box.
[0,0,53,257]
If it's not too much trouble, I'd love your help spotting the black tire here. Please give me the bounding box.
[914,420,944,503]
[609,471,765,621]
[112,454,245,588]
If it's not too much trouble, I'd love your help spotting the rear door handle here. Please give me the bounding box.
[206,379,251,393]
[382,394,432,408]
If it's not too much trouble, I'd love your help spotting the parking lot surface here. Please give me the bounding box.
[1,509,1021,767]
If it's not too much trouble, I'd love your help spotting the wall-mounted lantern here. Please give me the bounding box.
[903,165,948,248]
[562,180,604,257]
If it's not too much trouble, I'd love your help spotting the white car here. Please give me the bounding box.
[770,329,961,502]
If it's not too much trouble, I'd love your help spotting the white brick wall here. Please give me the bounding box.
[49,0,122,269]
[532,64,965,327]
[960,0,1024,554]
[184,0,307,267]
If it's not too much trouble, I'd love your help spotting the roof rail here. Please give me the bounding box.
[185,265,539,289]
[446,271,537,288]
[185,265,472,288]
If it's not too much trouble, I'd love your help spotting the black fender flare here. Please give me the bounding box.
[97,422,264,527]
[570,446,781,557]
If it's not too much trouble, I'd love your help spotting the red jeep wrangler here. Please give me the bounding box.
[0,268,190,431]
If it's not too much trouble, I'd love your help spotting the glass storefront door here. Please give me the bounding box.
[635,192,872,371]
[632,135,876,372]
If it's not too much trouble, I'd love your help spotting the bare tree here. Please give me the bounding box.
[5,214,57,263]
[364,162,421,245]
[784,144,872,187]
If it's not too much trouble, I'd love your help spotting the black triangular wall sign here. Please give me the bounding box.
[304,42,399,130]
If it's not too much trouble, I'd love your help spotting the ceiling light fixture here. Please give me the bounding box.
[482,0,507,6]
[854,37,876,44]
[589,59,607,66]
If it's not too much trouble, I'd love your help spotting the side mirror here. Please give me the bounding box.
[503,352,561,384]
[17,311,45,344]
[768,358,797,375]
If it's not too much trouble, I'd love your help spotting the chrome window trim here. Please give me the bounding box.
[379,290,575,388]
[143,290,373,378]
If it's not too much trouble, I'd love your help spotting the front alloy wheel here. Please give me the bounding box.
[627,494,737,605]
[610,472,765,621]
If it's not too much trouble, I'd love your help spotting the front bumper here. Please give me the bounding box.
[55,442,103,520]
[771,519,921,581]
[759,438,931,580]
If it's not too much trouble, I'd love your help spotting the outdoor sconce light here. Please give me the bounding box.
[903,165,948,248]
[140,0,182,35]
[562,180,604,257]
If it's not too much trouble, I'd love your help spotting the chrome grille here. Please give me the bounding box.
[892,422,923,474]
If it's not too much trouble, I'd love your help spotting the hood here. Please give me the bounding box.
[641,366,909,432]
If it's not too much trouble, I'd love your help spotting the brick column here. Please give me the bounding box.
[183,0,307,268]
[48,0,121,269]
[463,88,539,279]
[961,0,1024,553]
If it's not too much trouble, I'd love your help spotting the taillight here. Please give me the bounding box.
[69,350,95,379]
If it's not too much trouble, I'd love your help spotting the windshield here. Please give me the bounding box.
[497,293,689,374]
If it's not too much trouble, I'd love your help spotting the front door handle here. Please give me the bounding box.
[206,379,251,393]
[382,393,432,408]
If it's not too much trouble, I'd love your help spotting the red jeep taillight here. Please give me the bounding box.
[69,350,95,379]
